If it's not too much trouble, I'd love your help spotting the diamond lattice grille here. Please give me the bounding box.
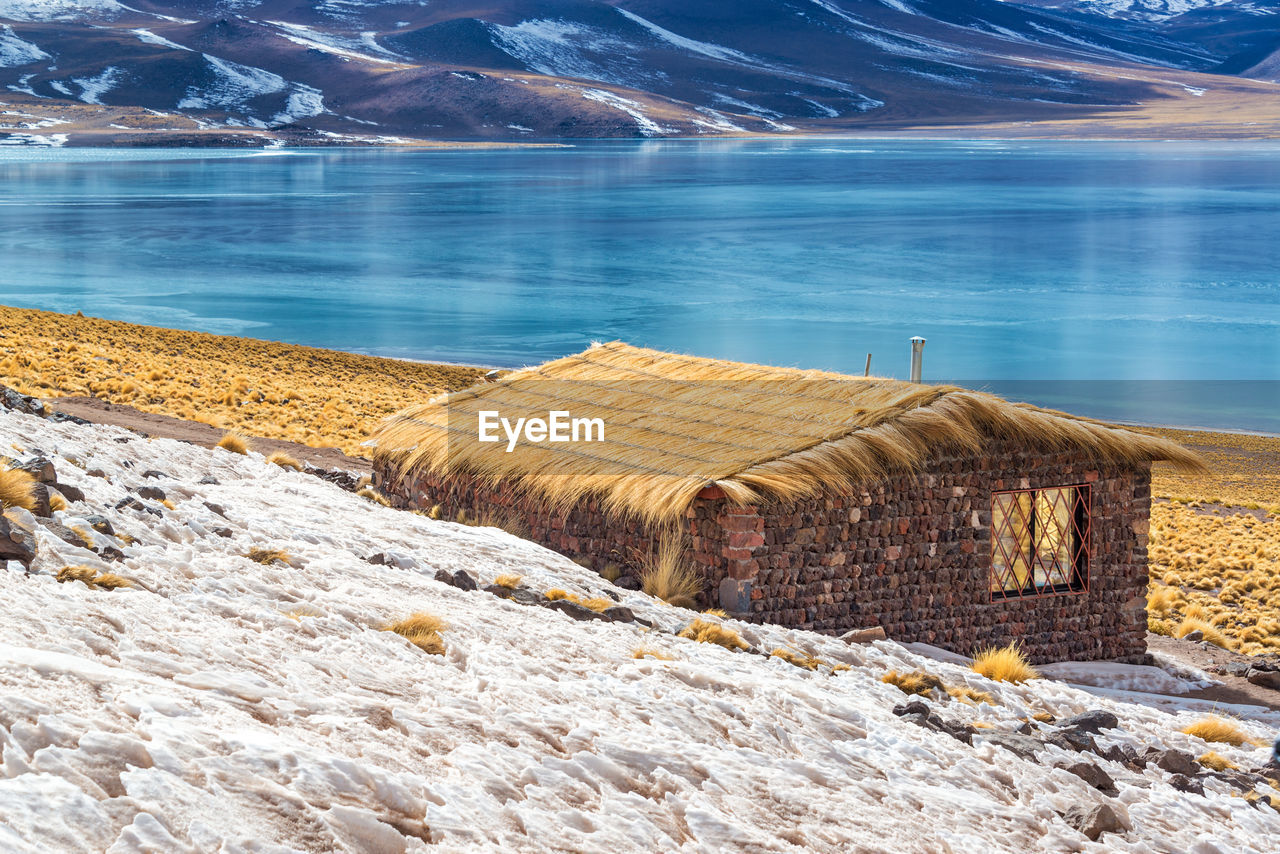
[991,486,1090,599]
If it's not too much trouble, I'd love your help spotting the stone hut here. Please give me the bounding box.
[372,342,1201,664]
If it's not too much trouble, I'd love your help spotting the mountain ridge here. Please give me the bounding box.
[2,0,1279,145]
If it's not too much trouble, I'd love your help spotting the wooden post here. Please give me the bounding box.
[864,353,872,377]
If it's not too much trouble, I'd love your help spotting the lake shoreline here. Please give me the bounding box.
[3,303,1277,509]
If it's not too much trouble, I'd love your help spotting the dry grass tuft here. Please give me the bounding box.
[632,646,675,661]
[493,573,524,589]
[971,644,1040,683]
[0,467,36,511]
[771,647,821,670]
[385,612,446,655]
[1182,715,1255,747]
[55,565,99,587]
[245,547,290,566]
[216,433,250,455]
[266,452,302,471]
[92,572,132,590]
[639,529,702,610]
[1173,618,1231,649]
[543,588,571,601]
[947,685,997,705]
[678,618,749,652]
[48,491,67,512]
[579,596,615,613]
[357,487,391,506]
[1198,751,1238,771]
[882,669,945,696]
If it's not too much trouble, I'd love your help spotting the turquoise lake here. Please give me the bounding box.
[0,140,1276,431]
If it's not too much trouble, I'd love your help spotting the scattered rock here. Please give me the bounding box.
[35,518,86,549]
[367,553,391,566]
[893,700,975,745]
[602,605,635,623]
[1061,761,1117,794]
[1169,774,1204,795]
[27,484,52,518]
[1,385,45,417]
[1047,729,1100,754]
[1247,669,1280,691]
[545,598,610,622]
[509,588,544,606]
[433,569,478,591]
[86,514,114,535]
[1152,749,1199,777]
[1183,629,1204,643]
[203,502,226,518]
[1063,803,1128,841]
[199,475,220,485]
[86,469,108,479]
[54,483,85,503]
[116,496,161,516]
[142,470,171,480]
[136,485,166,501]
[483,583,514,599]
[98,546,125,562]
[112,437,132,444]
[980,731,1045,759]
[614,575,641,591]
[16,457,55,484]
[840,626,887,644]
[1058,710,1119,735]
[212,527,233,538]
[0,515,36,566]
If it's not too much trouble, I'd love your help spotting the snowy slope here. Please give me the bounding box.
[2,407,1279,852]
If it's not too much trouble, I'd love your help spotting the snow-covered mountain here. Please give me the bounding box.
[3,402,1280,851]
[0,0,1278,143]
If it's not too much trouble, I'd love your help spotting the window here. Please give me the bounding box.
[990,485,1089,599]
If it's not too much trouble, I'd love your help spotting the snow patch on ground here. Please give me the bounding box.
[71,66,121,105]
[490,18,645,87]
[578,87,667,136]
[0,24,48,68]
[0,130,65,145]
[0,0,123,22]
[615,7,755,65]
[1,408,1279,851]
[130,28,191,52]
[1038,661,1212,695]
[268,20,401,65]
[179,55,323,125]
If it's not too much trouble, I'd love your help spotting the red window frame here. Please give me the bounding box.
[990,484,1091,601]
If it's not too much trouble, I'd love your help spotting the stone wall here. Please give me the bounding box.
[373,442,1151,664]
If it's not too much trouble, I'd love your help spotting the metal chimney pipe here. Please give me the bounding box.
[909,336,926,383]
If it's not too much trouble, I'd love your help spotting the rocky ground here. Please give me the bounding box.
[3,383,1280,851]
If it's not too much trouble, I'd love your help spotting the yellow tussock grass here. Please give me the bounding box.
[678,618,749,652]
[0,467,36,511]
[92,573,132,590]
[1182,715,1255,747]
[1198,751,1237,771]
[633,646,675,661]
[245,548,290,566]
[217,433,250,455]
[55,565,98,587]
[579,596,615,613]
[971,644,1039,683]
[948,685,997,705]
[493,574,524,589]
[357,487,391,506]
[882,669,945,696]
[544,588,571,601]
[639,529,702,610]
[703,608,728,618]
[267,452,302,471]
[386,612,446,655]
[1174,618,1231,649]
[48,492,67,512]
[771,648,821,670]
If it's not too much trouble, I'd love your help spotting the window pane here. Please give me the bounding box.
[991,485,1087,599]
[992,492,1032,593]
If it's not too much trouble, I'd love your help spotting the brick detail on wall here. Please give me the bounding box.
[373,442,1151,665]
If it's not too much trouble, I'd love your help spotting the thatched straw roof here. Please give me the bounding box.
[373,342,1202,524]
